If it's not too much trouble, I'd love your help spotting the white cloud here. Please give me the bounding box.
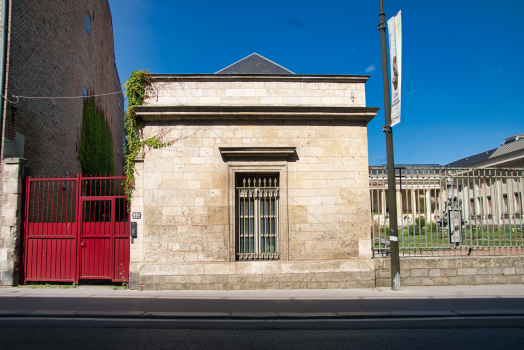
[365,64,376,73]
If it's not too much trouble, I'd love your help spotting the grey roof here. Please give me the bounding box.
[490,138,524,158]
[445,135,524,167]
[444,148,497,168]
[215,53,294,75]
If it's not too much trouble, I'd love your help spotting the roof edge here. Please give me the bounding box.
[149,74,371,84]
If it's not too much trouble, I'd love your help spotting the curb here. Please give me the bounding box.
[1,310,524,320]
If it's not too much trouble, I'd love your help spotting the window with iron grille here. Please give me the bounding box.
[236,174,280,261]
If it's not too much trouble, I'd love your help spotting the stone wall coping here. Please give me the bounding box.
[134,105,379,124]
[375,256,522,261]
[3,158,27,165]
[150,74,370,84]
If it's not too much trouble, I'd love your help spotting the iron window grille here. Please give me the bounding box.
[236,174,280,261]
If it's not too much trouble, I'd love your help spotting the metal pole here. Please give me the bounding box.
[378,0,400,290]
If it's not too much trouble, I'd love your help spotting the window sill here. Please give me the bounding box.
[237,253,280,261]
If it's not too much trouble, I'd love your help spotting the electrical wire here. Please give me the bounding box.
[4,90,124,104]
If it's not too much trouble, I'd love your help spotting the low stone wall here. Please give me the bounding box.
[133,256,524,290]
[375,256,524,287]
[136,260,375,291]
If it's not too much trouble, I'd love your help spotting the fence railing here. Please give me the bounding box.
[369,167,524,257]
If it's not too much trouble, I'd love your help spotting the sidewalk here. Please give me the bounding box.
[1,284,523,320]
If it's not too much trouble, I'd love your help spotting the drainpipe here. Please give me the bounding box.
[0,0,9,156]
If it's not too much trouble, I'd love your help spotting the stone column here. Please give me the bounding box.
[129,159,144,290]
[411,189,417,222]
[396,189,402,225]
[381,189,386,223]
[0,158,27,285]
[425,190,432,223]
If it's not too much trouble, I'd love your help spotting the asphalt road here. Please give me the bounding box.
[1,318,524,350]
[2,296,524,313]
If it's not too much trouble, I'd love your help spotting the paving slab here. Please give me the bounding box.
[337,311,392,318]
[231,312,279,319]
[454,310,524,316]
[29,310,77,316]
[0,310,32,316]
[144,312,230,319]
[76,311,145,318]
[388,311,458,317]
[279,312,338,319]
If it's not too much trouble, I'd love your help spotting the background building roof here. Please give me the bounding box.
[444,134,524,168]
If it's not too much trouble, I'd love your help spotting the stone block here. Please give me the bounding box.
[208,207,227,225]
[458,268,477,276]
[428,269,441,277]
[503,267,516,275]
[410,269,429,277]
[441,269,458,277]
[165,275,202,284]
[282,262,310,274]
[204,263,235,275]
[478,267,503,275]
[488,275,507,284]
[310,261,336,273]
[506,276,521,284]
[335,260,373,273]
[358,239,372,259]
[235,261,280,275]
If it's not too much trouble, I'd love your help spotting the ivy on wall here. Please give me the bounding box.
[123,70,172,199]
[78,97,115,176]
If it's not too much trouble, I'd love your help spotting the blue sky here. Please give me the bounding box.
[108,0,524,166]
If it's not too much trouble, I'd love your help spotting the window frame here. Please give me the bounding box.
[236,173,280,260]
[227,162,289,262]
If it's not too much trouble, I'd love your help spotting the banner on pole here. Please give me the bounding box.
[387,10,402,127]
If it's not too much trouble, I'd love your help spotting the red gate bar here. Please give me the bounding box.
[23,175,129,284]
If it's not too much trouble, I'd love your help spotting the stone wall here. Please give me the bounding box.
[139,260,375,291]
[0,158,26,285]
[375,256,524,287]
[148,78,366,108]
[129,76,375,290]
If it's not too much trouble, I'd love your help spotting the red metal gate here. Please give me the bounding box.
[23,175,129,283]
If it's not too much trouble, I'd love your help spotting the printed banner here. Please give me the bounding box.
[387,10,402,126]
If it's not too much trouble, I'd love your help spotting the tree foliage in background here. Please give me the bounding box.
[78,97,115,176]
[124,70,172,200]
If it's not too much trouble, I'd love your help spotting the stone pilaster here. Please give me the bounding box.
[0,158,27,285]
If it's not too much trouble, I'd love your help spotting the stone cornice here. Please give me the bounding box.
[134,106,379,124]
[219,147,296,158]
[149,74,370,84]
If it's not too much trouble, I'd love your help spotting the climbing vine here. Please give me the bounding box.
[78,97,115,176]
[123,70,172,200]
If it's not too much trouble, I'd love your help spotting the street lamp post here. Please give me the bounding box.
[378,0,401,291]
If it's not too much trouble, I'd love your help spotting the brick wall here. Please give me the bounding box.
[0,0,124,285]
[1,0,124,175]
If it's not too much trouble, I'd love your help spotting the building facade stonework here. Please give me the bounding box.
[129,56,380,290]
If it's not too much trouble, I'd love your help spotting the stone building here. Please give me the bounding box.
[129,53,379,290]
[0,0,124,285]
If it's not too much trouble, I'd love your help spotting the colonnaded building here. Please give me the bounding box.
[129,53,380,290]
